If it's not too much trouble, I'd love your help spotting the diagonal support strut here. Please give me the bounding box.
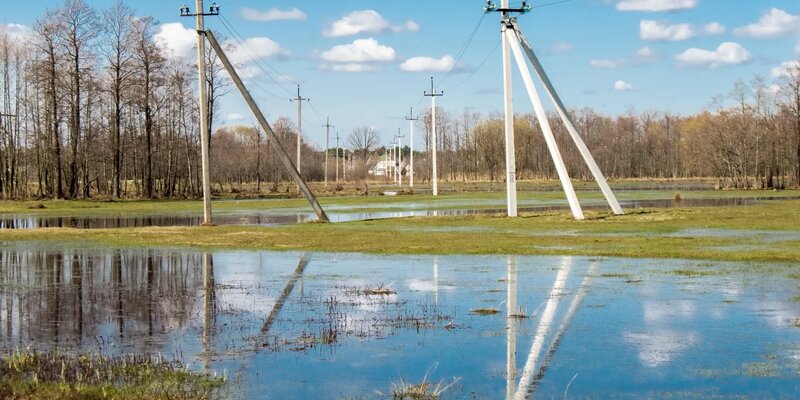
[205,30,329,222]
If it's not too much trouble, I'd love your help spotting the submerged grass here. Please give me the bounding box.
[0,350,225,399]
[1,199,798,263]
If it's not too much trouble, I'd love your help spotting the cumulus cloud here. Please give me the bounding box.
[1,23,31,40]
[324,10,419,37]
[227,113,246,121]
[549,42,574,53]
[614,80,635,91]
[704,22,726,35]
[155,23,197,60]
[321,38,396,63]
[616,0,697,12]
[400,55,456,73]
[590,59,621,69]
[589,47,659,69]
[640,20,695,41]
[227,37,290,65]
[771,61,800,78]
[676,42,751,68]
[734,8,799,38]
[240,7,307,22]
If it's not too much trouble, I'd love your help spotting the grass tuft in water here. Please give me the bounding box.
[470,308,500,316]
[380,376,459,400]
[0,349,225,399]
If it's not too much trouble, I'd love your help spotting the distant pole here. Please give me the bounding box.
[335,132,340,183]
[291,85,309,175]
[424,77,443,196]
[181,1,219,225]
[395,129,405,186]
[343,150,347,181]
[501,0,518,217]
[405,108,419,188]
[323,117,333,187]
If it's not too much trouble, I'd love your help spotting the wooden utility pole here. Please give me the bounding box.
[204,30,329,222]
[180,1,218,225]
[424,77,443,196]
[405,108,418,188]
[291,85,309,175]
[322,117,334,187]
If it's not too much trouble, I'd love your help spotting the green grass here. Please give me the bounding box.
[0,350,224,400]
[1,196,799,263]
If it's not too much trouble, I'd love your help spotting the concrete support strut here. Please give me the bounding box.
[205,30,329,222]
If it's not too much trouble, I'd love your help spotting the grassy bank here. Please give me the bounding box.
[2,200,798,263]
[0,350,224,399]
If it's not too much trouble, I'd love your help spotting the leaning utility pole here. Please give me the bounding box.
[291,85,309,175]
[205,30,329,222]
[322,117,334,187]
[424,77,443,196]
[405,108,418,188]
[180,1,218,225]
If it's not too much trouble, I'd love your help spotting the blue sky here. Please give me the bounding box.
[3,0,800,150]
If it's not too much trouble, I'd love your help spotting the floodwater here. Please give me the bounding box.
[0,244,798,399]
[1,196,796,229]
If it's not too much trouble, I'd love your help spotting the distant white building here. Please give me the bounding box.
[371,160,393,176]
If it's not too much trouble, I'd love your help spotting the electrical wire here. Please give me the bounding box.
[444,38,501,93]
[217,14,296,96]
[438,13,487,86]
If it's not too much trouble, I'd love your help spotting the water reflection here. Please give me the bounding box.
[0,247,798,399]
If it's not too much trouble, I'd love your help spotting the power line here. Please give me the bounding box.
[439,13,487,86]
[444,38,501,93]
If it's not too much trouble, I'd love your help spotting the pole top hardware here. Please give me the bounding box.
[180,3,220,17]
[485,0,532,14]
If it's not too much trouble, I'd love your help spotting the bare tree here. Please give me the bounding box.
[347,126,379,166]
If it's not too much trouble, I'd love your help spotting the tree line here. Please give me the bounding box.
[1,0,798,201]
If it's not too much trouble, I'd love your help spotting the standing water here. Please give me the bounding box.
[0,244,798,398]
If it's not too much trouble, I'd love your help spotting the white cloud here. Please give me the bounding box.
[614,80,635,91]
[321,38,396,63]
[550,42,574,53]
[400,55,456,73]
[734,8,799,38]
[240,7,307,22]
[590,47,659,69]
[590,59,621,69]
[227,113,246,121]
[676,42,751,68]
[704,22,726,36]
[635,46,660,63]
[1,23,31,40]
[324,63,380,73]
[324,10,419,37]
[616,0,697,12]
[227,37,290,65]
[640,20,695,41]
[771,61,800,78]
[155,23,197,60]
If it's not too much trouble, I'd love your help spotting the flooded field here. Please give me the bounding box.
[0,244,798,398]
[1,196,796,229]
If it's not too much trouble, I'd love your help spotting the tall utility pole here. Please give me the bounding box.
[291,85,309,175]
[322,117,334,187]
[424,77,443,196]
[181,1,219,225]
[395,130,405,185]
[405,108,418,188]
[335,132,340,183]
[501,0,518,217]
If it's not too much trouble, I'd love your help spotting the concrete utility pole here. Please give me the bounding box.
[424,77,443,196]
[405,108,418,188]
[205,30,329,222]
[322,117,333,187]
[501,0,518,217]
[335,132,340,183]
[180,1,219,225]
[395,130,405,185]
[291,85,309,175]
